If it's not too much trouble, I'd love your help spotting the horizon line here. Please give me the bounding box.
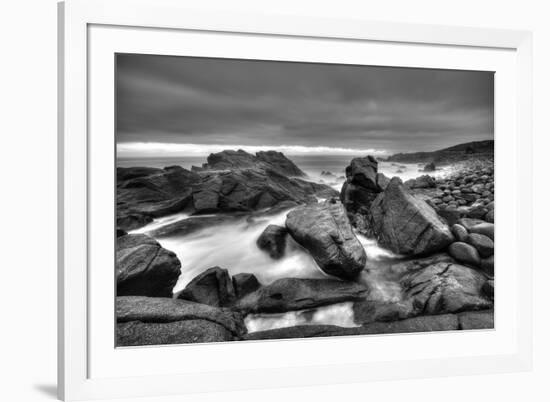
[116,142,389,157]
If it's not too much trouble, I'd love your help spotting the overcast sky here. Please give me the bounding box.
[116,53,494,157]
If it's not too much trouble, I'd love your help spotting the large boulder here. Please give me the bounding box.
[400,262,492,315]
[116,234,181,297]
[116,296,246,346]
[370,178,454,255]
[347,156,379,191]
[256,224,288,259]
[404,175,436,189]
[177,267,236,307]
[285,200,367,279]
[423,162,436,172]
[235,278,368,314]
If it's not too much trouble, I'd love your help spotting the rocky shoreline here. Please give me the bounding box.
[115,147,495,346]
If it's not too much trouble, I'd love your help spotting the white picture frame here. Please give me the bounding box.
[58,0,533,400]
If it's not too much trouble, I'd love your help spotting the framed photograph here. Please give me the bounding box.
[58,0,533,400]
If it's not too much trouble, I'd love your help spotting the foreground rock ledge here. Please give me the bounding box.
[370,177,454,256]
[235,278,368,314]
[116,234,181,297]
[243,310,493,340]
[285,200,367,280]
[116,296,246,346]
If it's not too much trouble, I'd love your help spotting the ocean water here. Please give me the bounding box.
[122,153,453,332]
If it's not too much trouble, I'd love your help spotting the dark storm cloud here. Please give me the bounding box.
[116,54,493,154]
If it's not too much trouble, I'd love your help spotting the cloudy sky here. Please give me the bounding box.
[116,53,494,157]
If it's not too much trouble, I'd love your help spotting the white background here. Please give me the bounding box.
[0,0,547,401]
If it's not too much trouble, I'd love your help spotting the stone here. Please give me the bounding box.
[235,278,368,314]
[116,234,181,297]
[451,224,469,242]
[458,310,494,330]
[468,222,495,240]
[177,267,236,307]
[232,273,261,299]
[286,200,366,279]
[485,209,495,223]
[458,218,486,231]
[347,156,379,190]
[466,233,494,258]
[423,162,436,172]
[448,242,481,267]
[400,262,492,315]
[376,172,391,191]
[369,178,454,256]
[482,279,494,299]
[116,296,246,345]
[256,224,288,259]
[480,256,494,275]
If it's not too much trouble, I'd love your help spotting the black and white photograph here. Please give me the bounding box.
[115,54,495,346]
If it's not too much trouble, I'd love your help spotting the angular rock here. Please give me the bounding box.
[400,262,492,315]
[376,172,391,191]
[256,224,288,259]
[466,233,494,258]
[177,267,236,307]
[117,320,237,346]
[235,278,368,314]
[451,224,469,242]
[116,234,181,297]
[116,296,246,345]
[448,242,481,267]
[285,200,367,279]
[347,156,379,190]
[370,178,454,256]
[255,150,306,177]
[232,273,261,298]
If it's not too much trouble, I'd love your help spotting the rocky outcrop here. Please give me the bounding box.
[198,149,306,177]
[116,296,246,346]
[116,234,181,297]
[285,200,367,279]
[400,262,492,315]
[369,177,454,256]
[386,140,494,164]
[340,156,384,220]
[177,267,236,307]
[234,278,368,314]
[256,224,288,259]
[117,152,337,231]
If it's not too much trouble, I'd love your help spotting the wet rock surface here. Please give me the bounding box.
[286,200,367,279]
[234,278,369,314]
[116,296,246,345]
[369,177,454,256]
[256,224,288,259]
[116,234,181,297]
